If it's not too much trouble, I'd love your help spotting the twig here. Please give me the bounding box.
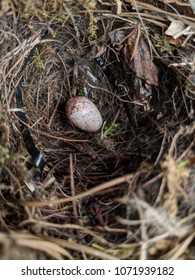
[70,154,78,219]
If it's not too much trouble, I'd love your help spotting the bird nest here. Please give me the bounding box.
[0,0,195,260]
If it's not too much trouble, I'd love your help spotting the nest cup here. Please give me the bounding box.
[20,37,134,186]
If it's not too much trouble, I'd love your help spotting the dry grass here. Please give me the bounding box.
[0,0,195,259]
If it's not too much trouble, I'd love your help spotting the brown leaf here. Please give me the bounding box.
[165,35,183,46]
[124,28,158,86]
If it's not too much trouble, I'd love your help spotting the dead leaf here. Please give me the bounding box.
[165,35,183,46]
[124,27,158,86]
[165,17,185,38]
[165,16,195,39]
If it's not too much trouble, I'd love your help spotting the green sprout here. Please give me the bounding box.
[176,160,190,177]
[33,47,44,70]
[176,160,189,170]
[101,121,120,139]
[92,243,134,258]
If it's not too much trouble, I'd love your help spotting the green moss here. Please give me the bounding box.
[33,47,45,70]
[101,121,121,138]
[152,34,172,54]
[185,79,195,94]
[88,17,98,38]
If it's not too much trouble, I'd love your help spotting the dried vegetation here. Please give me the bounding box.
[0,0,195,259]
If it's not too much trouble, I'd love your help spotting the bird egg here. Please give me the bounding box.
[66,96,103,132]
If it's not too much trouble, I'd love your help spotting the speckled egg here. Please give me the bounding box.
[66,96,103,132]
